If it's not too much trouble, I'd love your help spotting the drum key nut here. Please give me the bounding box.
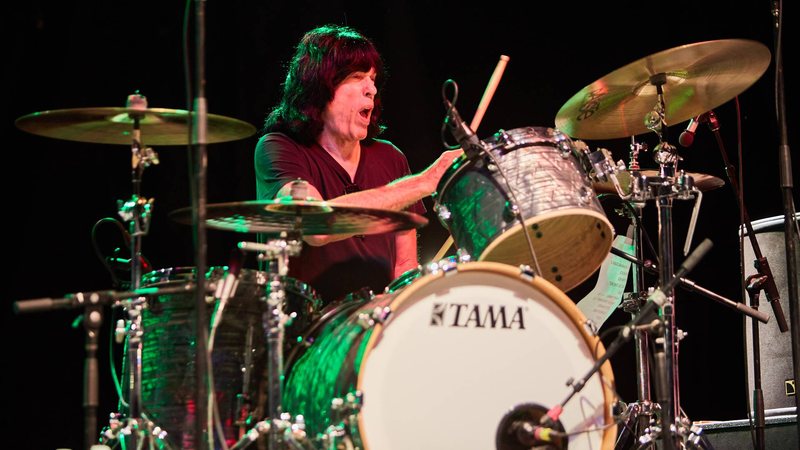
[371,306,391,324]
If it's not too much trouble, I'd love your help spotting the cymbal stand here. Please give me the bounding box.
[236,236,314,450]
[613,137,661,449]
[632,75,704,449]
[103,93,165,448]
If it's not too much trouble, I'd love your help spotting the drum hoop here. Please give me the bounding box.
[479,208,614,283]
[140,266,319,299]
[355,261,617,448]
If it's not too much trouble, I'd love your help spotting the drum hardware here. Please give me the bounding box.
[555,39,772,449]
[183,181,427,450]
[230,414,316,450]
[696,108,790,450]
[15,92,257,449]
[320,392,363,449]
[495,240,709,450]
[12,283,203,450]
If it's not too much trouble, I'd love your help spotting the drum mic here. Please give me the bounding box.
[444,99,485,159]
[495,403,567,450]
[511,420,567,446]
[215,249,244,304]
[678,112,710,147]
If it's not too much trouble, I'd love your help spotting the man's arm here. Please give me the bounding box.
[394,229,418,279]
[276,149,462,246]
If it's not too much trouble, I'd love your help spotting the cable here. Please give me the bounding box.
[91,217,131,290]
[596,193,661,268]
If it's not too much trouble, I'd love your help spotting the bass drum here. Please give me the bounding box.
[283,262,616,450]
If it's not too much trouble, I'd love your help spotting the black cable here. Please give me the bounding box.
[596,193,660,268]
[440,80,462,151]
[90,217,131,290]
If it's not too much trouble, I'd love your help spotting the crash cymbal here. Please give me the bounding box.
[169,198,429,235]
[15,107,257,145]
[593,170,725,194]
[555,39,770,139]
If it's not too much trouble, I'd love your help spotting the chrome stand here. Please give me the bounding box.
[101,93,169,449]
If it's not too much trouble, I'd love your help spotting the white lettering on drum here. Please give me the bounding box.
[430,303,526,330]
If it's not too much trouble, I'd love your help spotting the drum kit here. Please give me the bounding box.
[12,39,779,450]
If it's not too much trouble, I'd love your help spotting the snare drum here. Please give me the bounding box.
[435,126,614,291]
[138,266,321,449]
[283,262,616,450]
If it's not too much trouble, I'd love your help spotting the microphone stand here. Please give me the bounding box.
[702,110,790,447]
[609,247,769,324]
[705,111,788,332]
[190,0,210,447]
[541,240,713,448]
[771,1,800,439]
[745,275,769,450]
[13,284,202,450]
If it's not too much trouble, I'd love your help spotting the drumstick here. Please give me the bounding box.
[432,55,510,262]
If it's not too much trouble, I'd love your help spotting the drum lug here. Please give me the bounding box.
[569,138,589,159]
[371,306,391,324]
[356,306,390,328]
[455,248,472,264]
[424,257,461,275]
[583,319,599,337]
[436,204,452,221]
[324,391,363,449]
[577,185,594,205]
[518,265,536,280]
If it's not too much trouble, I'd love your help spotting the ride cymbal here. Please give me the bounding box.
[169,199,428,235]
[15,107,257,145]
[555,39,770,139]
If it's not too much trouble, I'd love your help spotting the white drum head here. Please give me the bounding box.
[357,262,615,449]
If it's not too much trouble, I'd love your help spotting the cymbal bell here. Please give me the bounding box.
[555,39,771,139]
[15,107,257,145]
[593,170,725,195]
[169,198,429,235]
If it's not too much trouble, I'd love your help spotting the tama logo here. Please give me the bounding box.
[430,303,526,329]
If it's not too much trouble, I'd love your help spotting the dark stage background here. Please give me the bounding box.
[3,1,798,449]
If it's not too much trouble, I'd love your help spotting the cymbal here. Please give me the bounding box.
[169,198,429,235]
[593,170,725,194]
[555,39,771,139]
[15,107,257,145]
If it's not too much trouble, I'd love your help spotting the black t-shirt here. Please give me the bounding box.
[255,133,425,304]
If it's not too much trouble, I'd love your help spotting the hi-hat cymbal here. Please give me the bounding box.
[169,198,429,235]
[15,107,257,145]
[593,170,725,195]
[555,39,771,139]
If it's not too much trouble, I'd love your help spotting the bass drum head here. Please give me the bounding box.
[286,262,616,450]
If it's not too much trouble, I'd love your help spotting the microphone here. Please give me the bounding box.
[215,249,244,304]
[106,256,152,273]
[444,101,485,159]
[678,113,709,147]
[513,420,566,445]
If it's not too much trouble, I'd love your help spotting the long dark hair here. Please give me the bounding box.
[264,24,386,144]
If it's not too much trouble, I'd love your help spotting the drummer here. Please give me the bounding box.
[255,24,461,304]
